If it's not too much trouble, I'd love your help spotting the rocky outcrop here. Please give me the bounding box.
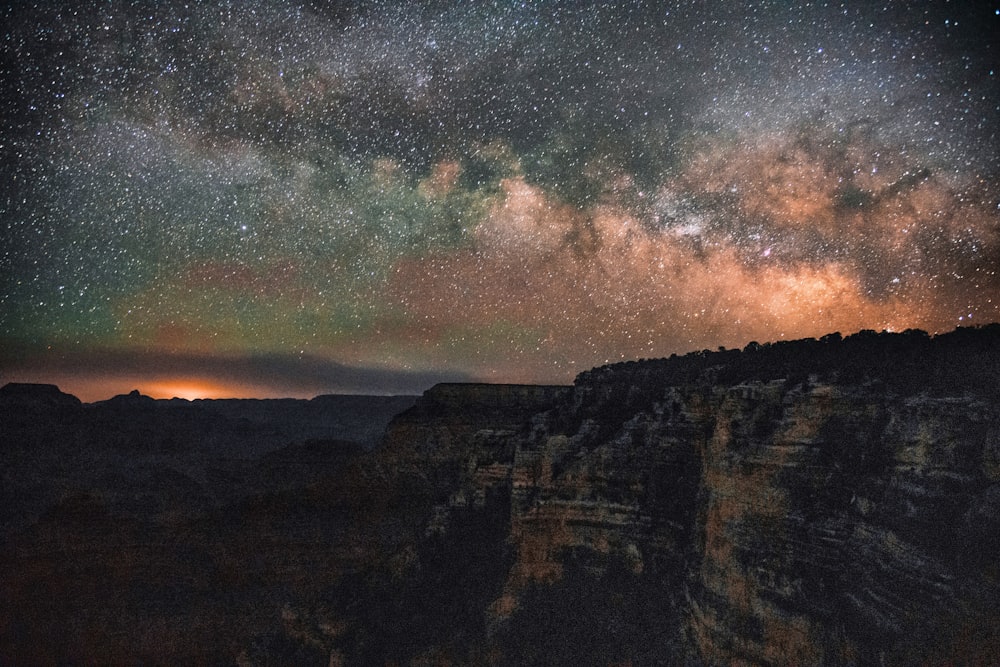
[334,325,1000,664]
[375,383,570,497]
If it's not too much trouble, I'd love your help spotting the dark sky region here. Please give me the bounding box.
[1,1,998,400]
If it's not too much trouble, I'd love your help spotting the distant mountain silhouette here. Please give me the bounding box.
[0,381,81,409]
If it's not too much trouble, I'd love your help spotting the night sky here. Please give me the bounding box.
[2,1,998,400]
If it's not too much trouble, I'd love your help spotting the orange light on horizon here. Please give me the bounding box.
[141,378,238,400]
[1,372,301,402]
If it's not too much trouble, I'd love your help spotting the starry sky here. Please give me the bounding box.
[2,1,998,400]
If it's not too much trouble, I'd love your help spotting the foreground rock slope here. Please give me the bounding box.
[337,326,998,665]
[2,326,999,664]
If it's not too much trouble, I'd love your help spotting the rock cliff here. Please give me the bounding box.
[322,325,1000,664]
[2,326,998,664]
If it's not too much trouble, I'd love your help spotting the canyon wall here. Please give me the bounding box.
[2,326,998,664]
[343,326,1000,664]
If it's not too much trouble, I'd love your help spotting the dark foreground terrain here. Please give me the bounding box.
[2,325,999,664]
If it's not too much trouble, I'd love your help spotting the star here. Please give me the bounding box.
[1,1,997,399]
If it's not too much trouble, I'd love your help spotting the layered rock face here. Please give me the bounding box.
[643,383,998,664]
[345,326,1000,664]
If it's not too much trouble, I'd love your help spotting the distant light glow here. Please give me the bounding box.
[142,379,238,400]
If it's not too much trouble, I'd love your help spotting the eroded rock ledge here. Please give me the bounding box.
[357,326,1000,664]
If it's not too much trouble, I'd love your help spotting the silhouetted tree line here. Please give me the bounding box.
[563,325,1000,438]
[581,324,1000,395]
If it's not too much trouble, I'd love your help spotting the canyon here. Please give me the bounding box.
[2,325,999,664]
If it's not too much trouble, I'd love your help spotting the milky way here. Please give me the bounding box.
[2,1,998,399]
